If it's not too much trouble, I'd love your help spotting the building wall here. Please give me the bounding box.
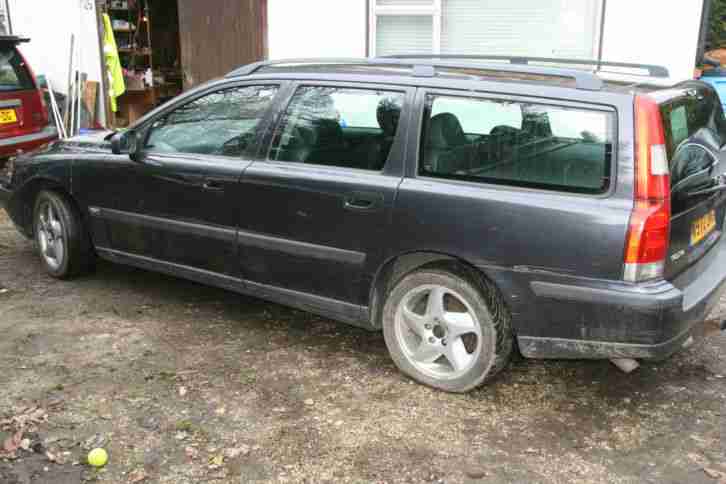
[267,0,705,85]
[267,0,367,59]
[600,0,704,85]
[8,0,104,96]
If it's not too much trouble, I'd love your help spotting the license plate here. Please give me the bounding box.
[691,210,717,246]
[0,109,17,124]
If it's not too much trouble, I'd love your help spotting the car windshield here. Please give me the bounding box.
[0,45,34,92]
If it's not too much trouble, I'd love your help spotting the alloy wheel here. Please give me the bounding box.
[393,284,482,380]
[37,200,65,271]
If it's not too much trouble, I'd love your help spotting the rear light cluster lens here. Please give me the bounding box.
[623,95,671,283]
[35,89,49,127]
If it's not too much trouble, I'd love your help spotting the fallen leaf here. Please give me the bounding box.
[2,431,22,454]
[214,407,226,416]
[704,468,726,479]
[128,469,147,483]
[224,445,250,459]
[184,446,198,460]
[19,439,30,451]
[82,433,106,450]
[689,453,709,467]
[178,386,187,397]
[209,454,224,467]
[45,451,57,462]
[304,399,314,406]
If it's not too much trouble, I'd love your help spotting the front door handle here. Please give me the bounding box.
[344,191,383,211]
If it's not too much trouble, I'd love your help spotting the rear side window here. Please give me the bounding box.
[660,85,726,158]
[270,86,405,171]
[0,46,34,92]
[420,94,615,194]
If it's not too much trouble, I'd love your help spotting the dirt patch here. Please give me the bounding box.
[1,212,725,483]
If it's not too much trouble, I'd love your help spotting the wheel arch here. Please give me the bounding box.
[367,251,515,330]
[15,177,84,236]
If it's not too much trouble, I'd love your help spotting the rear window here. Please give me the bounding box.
[420,94,615,194]
[0,46,34,92]
[660,84,726,159]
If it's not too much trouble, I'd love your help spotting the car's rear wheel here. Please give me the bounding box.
[33,190,94,279]
[382,268,512,393]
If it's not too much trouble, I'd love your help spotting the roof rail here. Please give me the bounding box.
[228,58,440,77]
[381,54,670,78]
[0,35,30,44]
[225,57,607,90]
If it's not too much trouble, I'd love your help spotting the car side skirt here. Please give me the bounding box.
[95,247,373,330]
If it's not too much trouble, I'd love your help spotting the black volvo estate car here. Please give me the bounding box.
[2,56,726,392]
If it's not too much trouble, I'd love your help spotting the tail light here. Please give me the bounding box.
[32,89,49,127]
[623,95,671,283]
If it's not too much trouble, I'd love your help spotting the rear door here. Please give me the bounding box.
[237,82,412,308]
[658,81,726,279]
[0,40,44,140]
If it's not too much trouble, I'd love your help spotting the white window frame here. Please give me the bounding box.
[368,0,442,57]
[369,0,604,61]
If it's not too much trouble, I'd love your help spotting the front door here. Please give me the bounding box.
[103,83,281,277]
[238,83,412,309]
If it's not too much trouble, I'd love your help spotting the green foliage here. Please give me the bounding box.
[708,0,726,50]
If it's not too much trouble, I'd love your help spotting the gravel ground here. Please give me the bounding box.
[0,209,725,484]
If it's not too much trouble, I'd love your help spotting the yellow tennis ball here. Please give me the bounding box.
[87,448,108,467]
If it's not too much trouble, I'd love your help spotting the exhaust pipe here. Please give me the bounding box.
[611,358,640,374]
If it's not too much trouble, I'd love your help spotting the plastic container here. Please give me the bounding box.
[700,68,726,111]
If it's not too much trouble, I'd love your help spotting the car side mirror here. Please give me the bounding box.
[110,130,142,162]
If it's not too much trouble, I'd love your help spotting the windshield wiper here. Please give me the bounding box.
[686,183,726,196]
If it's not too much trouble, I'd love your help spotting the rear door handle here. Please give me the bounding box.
[344,191,383,211]
[202,179,224,191]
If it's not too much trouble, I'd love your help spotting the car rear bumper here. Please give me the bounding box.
[517,233,726,360]
[0,125,57,158]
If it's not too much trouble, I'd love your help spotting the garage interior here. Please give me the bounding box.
[99,0,267,127]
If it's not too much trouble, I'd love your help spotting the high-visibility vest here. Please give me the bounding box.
[102,13,125,112]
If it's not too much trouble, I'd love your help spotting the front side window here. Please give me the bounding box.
[420,94,614,194]
[270,86,405,171]
[145,85,278,157]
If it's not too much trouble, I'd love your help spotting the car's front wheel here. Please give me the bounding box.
[382,268,512,392]
[33,190,94,279]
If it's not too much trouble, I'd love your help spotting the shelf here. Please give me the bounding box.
[118,48,151,56]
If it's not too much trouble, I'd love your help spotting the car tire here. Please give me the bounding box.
[33,190,95,279]
[382,268,512,393]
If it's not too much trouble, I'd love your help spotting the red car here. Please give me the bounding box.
[0,36,57,161]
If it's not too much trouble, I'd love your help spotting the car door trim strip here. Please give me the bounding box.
[237,229,367,266]
[89,207,237,243]
[89,206,366,266]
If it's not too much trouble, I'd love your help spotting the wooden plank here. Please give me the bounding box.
[83,81,99,127]
[177,0,266,89]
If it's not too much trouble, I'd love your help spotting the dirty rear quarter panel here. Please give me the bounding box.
[391,89,637,341]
